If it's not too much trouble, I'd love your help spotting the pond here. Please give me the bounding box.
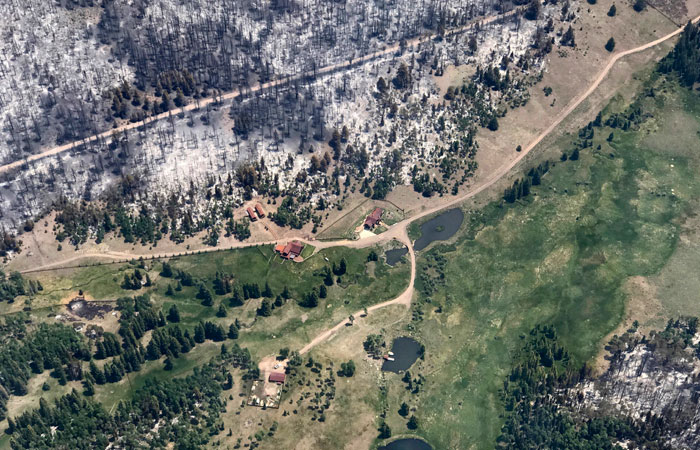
[385,247,408,266]
[380,438,433,450]
[413,208,464,251]
[382,337,422,373]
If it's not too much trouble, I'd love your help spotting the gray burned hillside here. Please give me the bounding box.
[0,0,574,233]
[566,319,700,449]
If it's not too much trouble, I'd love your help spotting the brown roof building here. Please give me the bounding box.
[246,207,257,221]
[255,203,265,218]
[364,207,384,229]
[269,372,286,384]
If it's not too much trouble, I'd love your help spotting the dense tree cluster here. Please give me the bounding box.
[659,22,700,86]
[0,321,90,420]
[9,345,253,449]
[0,271,39,302]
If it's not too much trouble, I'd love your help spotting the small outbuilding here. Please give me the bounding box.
[247,207,257,221]
[255,203,266,218]
[269,372,286,384]
[364,207,384,229]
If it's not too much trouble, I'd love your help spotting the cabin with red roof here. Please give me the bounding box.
[364,207,384,229]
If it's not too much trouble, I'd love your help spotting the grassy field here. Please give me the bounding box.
[383,76,700,449]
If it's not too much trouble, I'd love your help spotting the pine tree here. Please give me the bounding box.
[262,282,273,298]
[165,284,174,296]
[198,285,213,306]
[230,287,244,307]
[164,358,174,371]
[55,365,67,386]
[228,323,239,339]
[524,0,541,20]
[257,299,272,317]
[281,285,291,299]
[194,323,205,343]
[217,304,227,318]
[378,422,392,439]
[319,284,327,299]
[605,37,616,52]
[562,26,576,47]
[607,4,616,16]
[407,415,418,430]
[167,304,180,322]
[399,402,409,417]
[83,379,95,396]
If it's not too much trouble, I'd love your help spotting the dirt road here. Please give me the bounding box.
[15,15,700,356]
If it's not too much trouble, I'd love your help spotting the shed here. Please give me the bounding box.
[269,372,286,384]
[246,207,257,221]
[255,203,265,218]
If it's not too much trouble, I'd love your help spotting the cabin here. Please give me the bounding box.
[255,203,265,218]
[269,372,286,384]
[275,241,305,260]
[246,207,257,221]
[364,207,384,229]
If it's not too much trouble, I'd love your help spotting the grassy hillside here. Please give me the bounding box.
[390,74,700,449]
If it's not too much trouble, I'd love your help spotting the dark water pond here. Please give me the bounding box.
[413,208,464,251]
[380,438,433,450]
[385,247,408,266]
[382,337,422,373]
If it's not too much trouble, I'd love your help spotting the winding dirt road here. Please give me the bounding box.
[16,15,700,356]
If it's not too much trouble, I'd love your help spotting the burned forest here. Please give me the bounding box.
[0,0,575,244]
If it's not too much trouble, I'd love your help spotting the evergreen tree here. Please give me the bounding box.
[407,415,418,430]
[487,116,499,131]
[319,284,328,299]
[194,323,205,343]
[228,323,239,340]
[524,0,541,20]
[399,402,409,417]
[605,37,616,52]
[164,358,173,371]
[198,285,213,306]
[216,304,227,318]
[378,422,392,439]
[262,282,273,298]
[562,26,576,47]
[281,285,291,299]
[607,4,616,16]
[83,379,95,396]
[230,287,244,307]
[167,304,180,323]
[257,299,272,317]
[165,284,174,296]
[160,262,173,277]
[55,365,67,386]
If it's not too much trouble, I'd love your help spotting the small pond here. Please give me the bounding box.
[413,208,464,251]
[382,337,422,373]
[385,247,408,266]
[380,438,433,450]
